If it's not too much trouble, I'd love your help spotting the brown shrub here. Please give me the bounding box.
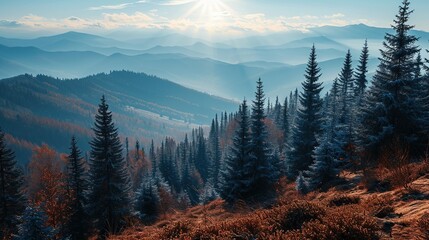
[267,200,326,232]
[186,216,266,239]
[156,220,192,239]
[278,206,380,240]
[417,213,429,239]
[363,195,395,218]
[328,194,361,207]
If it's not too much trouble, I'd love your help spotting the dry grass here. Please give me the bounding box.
[110,164,429,240]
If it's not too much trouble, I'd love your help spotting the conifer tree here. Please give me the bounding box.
[16,206,55,240]
[0,129,25,239]
[135,174,160,223]
[87,95,132,239]
[354,40,370,96]
[246,78,277,200]
[208,117,221,191]
[65,136,89,240]
[336,50,356,164]
[304,81,341,191]
[220,100,254,204]
[358,0,422,162]
[287,46,323,179]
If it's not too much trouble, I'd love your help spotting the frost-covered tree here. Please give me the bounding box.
[287,46,323,179]
[358,0,422,162]
[135,174,160,223]
[336,50,356,165]
[220,100,253,205]
[0,129,25,239]
[304,80,342,191]
[65,136,89,240]
[87,95,132,239]
[295,172,308,195]
[16,206,55,240]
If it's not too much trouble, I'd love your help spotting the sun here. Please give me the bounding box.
[184,0,231,20]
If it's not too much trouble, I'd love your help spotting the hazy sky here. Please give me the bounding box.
[1,0,428,38]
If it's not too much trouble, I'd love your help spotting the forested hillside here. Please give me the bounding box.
[0,71,237,163]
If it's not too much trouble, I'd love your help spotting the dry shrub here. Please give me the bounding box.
[363,195,395,218]
[267,200,326,232]
[186,216,266,239]
[156,220,192,239]
[417,213,429,239]
[328,194,361,207]
[271,206,379,240]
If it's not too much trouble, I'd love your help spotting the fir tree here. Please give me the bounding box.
[195,127,209,183]
[354,40,370,96]
[135,174,160,223]
[304,79,341,191]
[287,46,324,179]
[220,100,254,205]
[87,95,132,239]
[65,136,89,240]
[336,50,356,164]
[16,206,55,240]
[208,117,221,191]
[246,78,277,200]
[358,0,422,162]
[295,172,308,195]
[0,129,25,239]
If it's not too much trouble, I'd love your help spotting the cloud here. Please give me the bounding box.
[8,11,368,37]
[0,20,22,28]
[89,3,134,10]
[160,0,196,6]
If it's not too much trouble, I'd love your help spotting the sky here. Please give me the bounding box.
[1,0,428,39]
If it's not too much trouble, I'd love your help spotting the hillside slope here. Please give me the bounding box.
[0,71,238,163]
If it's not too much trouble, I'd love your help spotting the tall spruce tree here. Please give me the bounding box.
[336,50,356,164]
[358,0,422,162]
[88,95,132,239]
[354,40,370,96]
[287,45,323,179]
[246,78,277,200]
[0,129,25,239]
[220,100,254,205]
[304,80,341,191]
[208,117,221,191]
[65,136,89,240]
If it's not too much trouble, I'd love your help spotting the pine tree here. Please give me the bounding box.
[304,79,342,191]
[16,206,55,240]
[208,117,221,191]
[195,127,209,183]
[65,136,89,240]
[358,0,422,162]
[220,100,254,205]
[354,40,370,96]
[135,174,160,223]
[88,95,132,239]
[0,129,25,239]
[295,172,308,195]
[282,97,289,146]
[336,50,356,164]
[246,78,277,200]
[287,46,323,179]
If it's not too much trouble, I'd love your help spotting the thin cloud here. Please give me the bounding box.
[0,20,22,28]
[89,3,133,11]
[160,0,196,6]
